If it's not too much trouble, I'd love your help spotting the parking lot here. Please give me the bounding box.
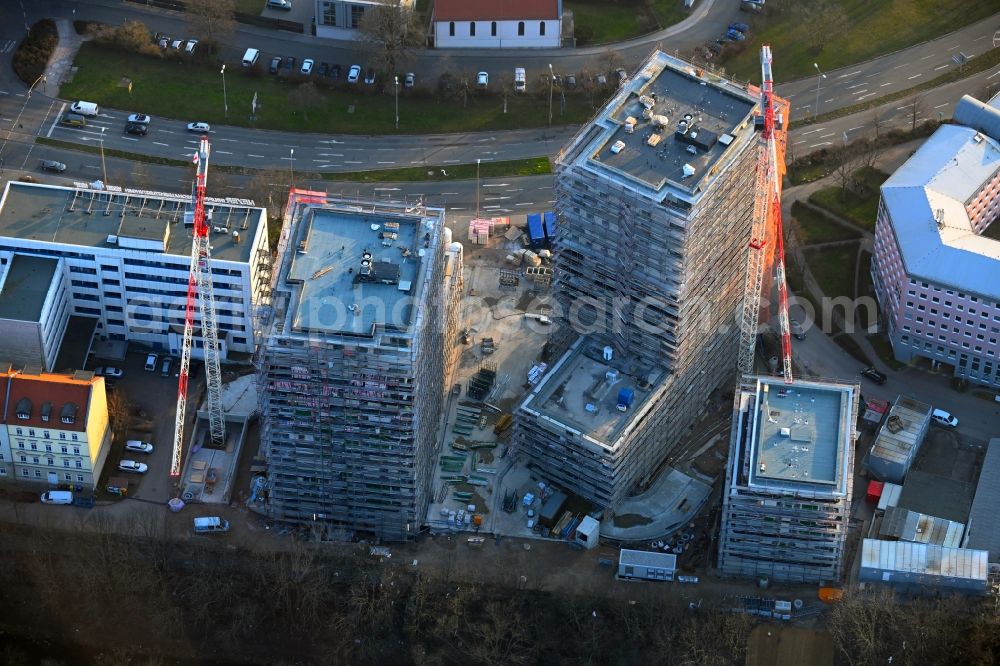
[88,350,203,504]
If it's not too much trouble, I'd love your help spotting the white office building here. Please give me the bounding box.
[0,182,271,362]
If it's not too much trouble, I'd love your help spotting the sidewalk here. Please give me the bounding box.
[44,19,85,93]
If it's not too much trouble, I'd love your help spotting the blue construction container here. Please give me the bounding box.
[543,211,557,241]
[526,213,545,247]
[617,387,635,411]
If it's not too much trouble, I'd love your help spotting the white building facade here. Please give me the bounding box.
[872,95,1000,387]
[0,182,271,360]
[315,0,414,39]
[433,0,561,48]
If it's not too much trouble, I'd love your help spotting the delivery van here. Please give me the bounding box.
[193,516,230,533]
[242,48,260,67]
[69,101,99,117]
[40,490,74,505]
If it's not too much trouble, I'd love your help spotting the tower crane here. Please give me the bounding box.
[737,45,794,383]
[170,136,226,477]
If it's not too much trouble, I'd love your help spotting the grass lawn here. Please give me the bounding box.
[856,251,876,331]
[789,200,861,245]
[808,168,889,232]
[61,43,601,134]
[234,0,262,15]
[322,157,551,182]
[804,242,858,301]
[568,1,656,45]
[720,0,999,82]
[787,162,830,186]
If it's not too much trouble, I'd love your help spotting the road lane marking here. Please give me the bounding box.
[837,70,862,78]
[880,82,894,87]
[857,93,877,100]
[988,69,1000,80]
[933,103,949,109]
[809,142,832,148]
[893,64,908,70]
[153,141,169,146]
[920,54,935,60]
[215,150,232,154]
[907,74,922,79]
[46,102,66,138]
[934,65,949,71]
[247,154,264,158]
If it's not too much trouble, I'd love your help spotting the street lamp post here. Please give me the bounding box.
[476,158,481,218]
[220,64,228,119]
[813,63,827,120]
[394,75,399,130]
[289,148,294,187]
[548,64,554,126]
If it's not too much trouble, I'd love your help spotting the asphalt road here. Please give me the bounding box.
[0,2,998,172]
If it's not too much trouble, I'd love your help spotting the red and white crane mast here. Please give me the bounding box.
[170,135,226,477]
[738,45,794,383]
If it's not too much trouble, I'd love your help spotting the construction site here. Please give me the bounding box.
[252,193,462,541]
[718,376,860,584]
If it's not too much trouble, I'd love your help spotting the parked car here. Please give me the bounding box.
[125,440,154,454]
[615,68,628,85]
[186,122,211,133]
[729,22,749,33]
[790,319,806,340]
[266,0,292,9]
[269,56,282,74]
[476,71,489,89]
[184,39,198,54]
[283,56,296,72]
[127,113,151,125]
[861,366,887,385]
[317,62,329,77]
[565,74,577,89]
[347,64,361,84]
[170,39,184,50]
[124,122,148,136]
[596,73,608,87]
[931,408,959,428]
[160,357,172,377]
[330,64,341,81]
[364,68,375,85]
[403,72,415,88]
[93,366,124,378]
[300,58,314,75]
[39,159,66,173]
[118,460,148,474]
[144,353,159,372]
[726,28,746,41]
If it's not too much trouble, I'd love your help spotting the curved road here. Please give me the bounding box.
[0,1,998,174]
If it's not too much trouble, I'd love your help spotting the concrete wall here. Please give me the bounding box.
[435,19,560,48]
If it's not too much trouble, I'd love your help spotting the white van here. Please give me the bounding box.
[193,516,230,533]
[242,48,260,68]
[514,67,526,94]
[41,490,74,505]
[69,101,99,117]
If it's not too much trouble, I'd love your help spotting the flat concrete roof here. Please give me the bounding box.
[284,203,438,337]
[899,469,974,524]
[871,396,931,464]
[0,182,265,264]
[747,377,855,489]
[561,50,759,199]
[0,254,58,322]
[526,340,664,446]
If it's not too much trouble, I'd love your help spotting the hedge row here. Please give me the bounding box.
[12,19,58,86]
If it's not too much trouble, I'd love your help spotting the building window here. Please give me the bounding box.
[20,469,27,478]
[491,21,497,36]
[73,447,80,454]
[15,428,21,435]
[32,457,39,464]
[77,474,84,482]
[59,433,66,440]
[350,5,365,28]
[34,470,41,478]
[61,446,67,454]
[518,21,525,36]
[19,455,26,463]
[449,21,455,36]
[75,460,82,469]
[63,460,70,467]
[46,458,54,466]
[539,21,545,36]
[470,22,475,36]
[72,435,78,441]
[65,473,72,481]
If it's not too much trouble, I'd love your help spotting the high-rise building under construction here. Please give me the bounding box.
[255,195,462,540]
[515,51,770,510]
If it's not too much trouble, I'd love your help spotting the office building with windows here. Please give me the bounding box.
[0,181,270,364]
[873,93,1000,387]
[315,0,413,38]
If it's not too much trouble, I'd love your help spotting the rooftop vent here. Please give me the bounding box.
[682,164,696,178]
[603,345,613,361]
[935,209,945,229]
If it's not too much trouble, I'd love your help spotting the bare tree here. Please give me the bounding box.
[907,94,926,132]
[106,389,131,445]
[833,140,864,197]
[498,71,515,113]
[184,0,236,49]
[358,5,424,76]
[289,82,324,122]
[869,108,887,141]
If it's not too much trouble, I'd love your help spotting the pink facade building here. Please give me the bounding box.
[872,94,1000,387]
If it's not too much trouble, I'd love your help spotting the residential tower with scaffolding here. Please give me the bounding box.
[255,193,461,540]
